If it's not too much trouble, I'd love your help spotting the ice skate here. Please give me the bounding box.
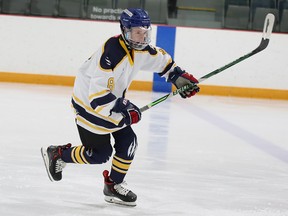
[41,144,71,181]
[103,170,137,207]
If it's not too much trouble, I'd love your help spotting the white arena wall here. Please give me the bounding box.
[0,15,287,100]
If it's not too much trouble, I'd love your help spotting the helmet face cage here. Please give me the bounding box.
[120,8,152,50]
[123,26,152,50]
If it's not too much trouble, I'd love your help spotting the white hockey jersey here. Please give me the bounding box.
[72,35,175,134]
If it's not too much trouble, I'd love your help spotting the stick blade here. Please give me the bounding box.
[257,13,275,52]
[262,13,275,40]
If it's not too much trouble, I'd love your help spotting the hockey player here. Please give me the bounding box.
[41,8,199,206]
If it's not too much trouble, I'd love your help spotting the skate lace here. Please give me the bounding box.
[55,159,66,173]
[114,182,130,196]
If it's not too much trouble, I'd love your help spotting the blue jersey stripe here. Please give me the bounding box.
[72,98,124,129]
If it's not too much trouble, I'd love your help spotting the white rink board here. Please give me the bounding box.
[0,15,287,90]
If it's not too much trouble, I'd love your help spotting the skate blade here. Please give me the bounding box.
[40,147,54,182]
[104,196,136,207]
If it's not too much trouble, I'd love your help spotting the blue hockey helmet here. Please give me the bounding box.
[120,8,152,50]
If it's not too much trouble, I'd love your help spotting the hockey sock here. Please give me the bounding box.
[61,145,113,164]
[110,155,133,183]
[61,146,90,164]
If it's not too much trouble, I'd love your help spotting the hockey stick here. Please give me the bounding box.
[140,13,275,113]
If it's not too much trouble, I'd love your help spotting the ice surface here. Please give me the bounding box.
[0,83,288,216]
